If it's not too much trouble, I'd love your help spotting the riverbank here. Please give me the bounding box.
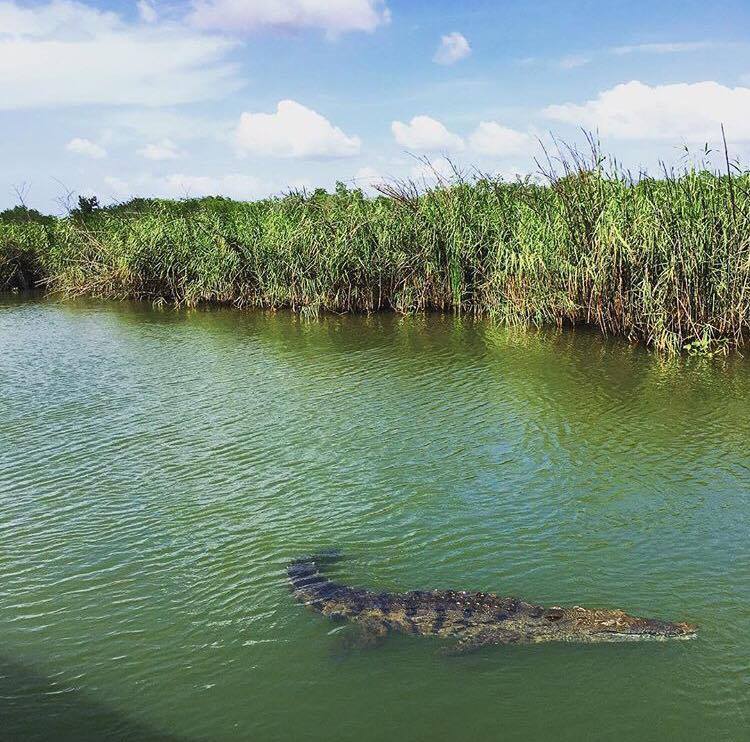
[2,166,749,353]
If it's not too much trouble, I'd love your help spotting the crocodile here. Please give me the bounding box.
[288,553,697,653]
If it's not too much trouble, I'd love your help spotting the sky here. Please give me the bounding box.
[1,0,749,212]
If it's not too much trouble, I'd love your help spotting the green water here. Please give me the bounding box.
[1,297,748,741]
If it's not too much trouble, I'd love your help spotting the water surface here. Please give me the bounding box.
[1,297,748,741]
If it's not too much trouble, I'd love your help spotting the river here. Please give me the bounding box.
[1,297,748,741]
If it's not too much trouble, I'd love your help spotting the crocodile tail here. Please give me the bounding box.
[287,550,343,596]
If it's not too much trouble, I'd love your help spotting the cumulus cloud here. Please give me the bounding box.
[188,0,390,37]
[544,80,750,140]
[0,1,241,109]
[66,137,107,158]
[391,115,464,151]
[469,122,532,156]
[138,139,183,160]
[433,31,471,65]
[235,100,361,158]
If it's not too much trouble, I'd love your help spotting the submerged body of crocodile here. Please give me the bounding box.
[288,554,697,652]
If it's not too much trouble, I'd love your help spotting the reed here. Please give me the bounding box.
[2,153,749,354]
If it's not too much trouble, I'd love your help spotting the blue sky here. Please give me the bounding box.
[1,0,749,211]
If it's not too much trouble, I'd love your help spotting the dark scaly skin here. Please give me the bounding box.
[288,555,697,652]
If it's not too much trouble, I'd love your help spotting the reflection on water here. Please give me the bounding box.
[1,296,748,741]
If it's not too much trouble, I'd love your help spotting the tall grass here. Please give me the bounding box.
[2,153,749,354]
[0,220,50,292]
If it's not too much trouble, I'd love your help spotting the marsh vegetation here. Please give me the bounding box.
[3,147,749,354]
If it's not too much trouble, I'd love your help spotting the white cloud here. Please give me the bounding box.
[558,54,589,69]
[103,109,232,143]
[0,1,241,109]
[611,41,714,55]
[137,1,158,24]
[99,172,269,201]
[138,138,183,160]
[391,115,464,151]
[469,121,532,157]
[188,0,390,37]
[163,173,266,200]
[544,80,750,141]
[433,31,471,65]
[235,100,361,158]
[66,137,107,158]
[0,0,118,38]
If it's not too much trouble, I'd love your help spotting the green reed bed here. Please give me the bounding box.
[2,165,749,354]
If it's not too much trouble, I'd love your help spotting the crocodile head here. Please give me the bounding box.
[532,605,698,643]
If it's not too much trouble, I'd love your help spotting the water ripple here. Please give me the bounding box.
[1,298,749,741]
